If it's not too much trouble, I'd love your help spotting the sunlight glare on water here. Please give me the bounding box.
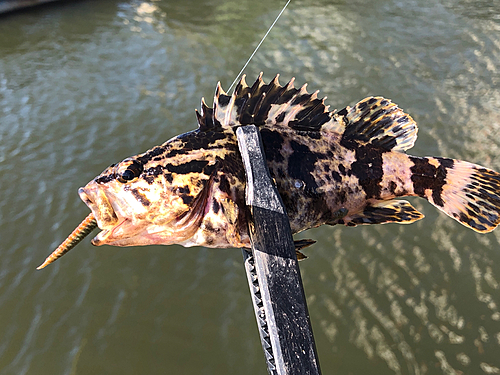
[0,0,499,374]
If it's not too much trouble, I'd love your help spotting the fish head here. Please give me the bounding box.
[79,137,220,247]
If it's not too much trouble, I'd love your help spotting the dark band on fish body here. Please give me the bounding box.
[143,175,155,184]
[131,188,151,206]
[161,147,192,159]
[218,174,231,195]
[297,130,321,140]
[177,186,196,205]
[260,129,285,163]
[344,142,384,199]
[143,165,168,183]
[144,132,231,164]
[331,170,342,182]
[212,199,220,214]
[337,190,347,204]
[410,156,454,207]
[181,195,194,205]
[288,140,320,195]
[436,158,455,187]
[177,186,190,194]
[186,131,229,150]
[410,157,454,207]
[165,160,210,175]
[389,181,397,195]
[96,174,115,184]
[139,146,166,164]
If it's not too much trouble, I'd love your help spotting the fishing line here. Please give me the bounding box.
[227,0,291,92]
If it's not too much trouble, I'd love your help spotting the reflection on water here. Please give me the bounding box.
[0,0,499,374]
[303,217,500,374]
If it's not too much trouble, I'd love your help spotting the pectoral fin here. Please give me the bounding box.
[344,200,424,226]
[220,197,243,246]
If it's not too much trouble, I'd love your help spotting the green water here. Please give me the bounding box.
[1,0,500,374]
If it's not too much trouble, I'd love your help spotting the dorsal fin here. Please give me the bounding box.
[195,75,418,152]
[337,96,418,152]
[195,73,334,133]
[195,97,217,132]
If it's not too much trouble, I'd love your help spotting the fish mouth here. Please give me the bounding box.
[78,186,127,246]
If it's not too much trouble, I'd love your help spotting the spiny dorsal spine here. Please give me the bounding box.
[195,73,334,133]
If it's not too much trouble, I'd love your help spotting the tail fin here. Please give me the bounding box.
[411,156,500,233]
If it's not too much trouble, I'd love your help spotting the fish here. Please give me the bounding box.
[37,73,500,269]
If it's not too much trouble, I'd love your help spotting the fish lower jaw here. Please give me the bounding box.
[90,218,129,246]
[91,230,109,246]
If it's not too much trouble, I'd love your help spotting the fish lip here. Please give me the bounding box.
[78,186,121,245]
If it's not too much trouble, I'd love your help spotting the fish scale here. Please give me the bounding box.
[38,74,500,269]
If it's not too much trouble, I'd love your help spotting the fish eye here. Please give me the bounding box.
[116,161,143,183]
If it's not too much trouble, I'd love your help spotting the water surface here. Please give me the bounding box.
[1,0,499,374]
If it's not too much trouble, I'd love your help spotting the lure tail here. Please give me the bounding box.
[410,156,500,232]
[37,213,97,270]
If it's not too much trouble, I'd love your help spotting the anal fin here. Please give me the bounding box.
[345,200,424,226]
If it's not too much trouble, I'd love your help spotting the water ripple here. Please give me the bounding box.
[1,0,499,374]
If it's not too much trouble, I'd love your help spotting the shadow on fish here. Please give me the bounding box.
[37,73,500,269]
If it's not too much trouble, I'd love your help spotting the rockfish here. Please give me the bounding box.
[38,74,500,269]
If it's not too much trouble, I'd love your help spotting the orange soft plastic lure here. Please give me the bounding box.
[37,213,97,270]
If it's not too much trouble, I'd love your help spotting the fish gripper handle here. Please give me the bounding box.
[236,125,321,375]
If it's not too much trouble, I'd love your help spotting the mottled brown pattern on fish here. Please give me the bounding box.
[76,74,500,254]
